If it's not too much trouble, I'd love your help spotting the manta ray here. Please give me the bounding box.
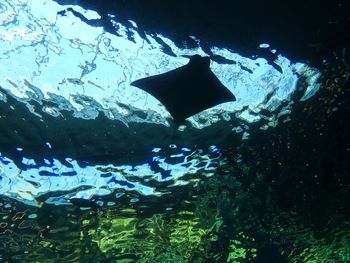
[131,55,236,124]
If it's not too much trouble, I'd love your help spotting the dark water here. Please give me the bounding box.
[0,0,349,262]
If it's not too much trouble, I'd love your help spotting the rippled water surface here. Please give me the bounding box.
[0,0,349,262]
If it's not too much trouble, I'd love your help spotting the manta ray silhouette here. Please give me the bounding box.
[131,55,236,124]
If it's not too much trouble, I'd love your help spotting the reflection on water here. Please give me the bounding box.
[0,0,349,262]
[0,144,224,206]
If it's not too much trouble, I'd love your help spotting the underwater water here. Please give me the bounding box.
[0,0,349,262]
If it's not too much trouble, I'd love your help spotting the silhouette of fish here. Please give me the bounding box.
[131,55,236,124]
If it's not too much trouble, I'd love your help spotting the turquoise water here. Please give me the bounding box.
[0,0,349,262]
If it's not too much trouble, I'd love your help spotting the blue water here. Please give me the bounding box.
[0,0,320,207]
[1,0,349,262]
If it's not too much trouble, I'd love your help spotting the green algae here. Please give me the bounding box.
[88,204,217,262]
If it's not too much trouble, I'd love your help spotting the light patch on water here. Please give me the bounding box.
[0,0,320,126]
[0,145,223,206]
